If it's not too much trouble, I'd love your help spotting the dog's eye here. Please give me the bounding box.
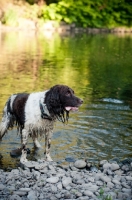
[66,91,71,96]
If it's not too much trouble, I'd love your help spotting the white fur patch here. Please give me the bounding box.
[24,91,54,135]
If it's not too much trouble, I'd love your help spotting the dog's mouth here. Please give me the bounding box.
[65,106,79,112]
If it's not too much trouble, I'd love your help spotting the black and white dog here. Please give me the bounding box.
[0,85,83,162]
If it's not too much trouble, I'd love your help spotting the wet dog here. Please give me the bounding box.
[0,85,83,162]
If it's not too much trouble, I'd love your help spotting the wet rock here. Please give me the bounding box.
[74,160,86,169]
[65,157,76,162]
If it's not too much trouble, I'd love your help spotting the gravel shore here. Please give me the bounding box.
[0,159,132,200]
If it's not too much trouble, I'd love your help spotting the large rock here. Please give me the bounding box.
[74,160,86,169]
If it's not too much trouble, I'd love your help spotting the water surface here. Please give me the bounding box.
[0,31,132,169]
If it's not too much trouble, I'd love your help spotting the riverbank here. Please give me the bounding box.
[0,159,131,200]
[1,21,132,35]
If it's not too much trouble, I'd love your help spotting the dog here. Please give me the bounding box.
[0,85,83,162]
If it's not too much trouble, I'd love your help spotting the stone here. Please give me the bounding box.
[46,176,59,184]
[51,185,57,193]
[94,172,104,181]
[74,160,86,169]
[83,190,94,197]
[75,191,82,197]
[62,177,72,188]
[9,195,22,200]
[99,160,108,166]
[125,176,132,181]
[57,182,62,190]
[27,190,37,200]
[35,163,47,170]
[0,184,6,190]
[33,170,40,180]
[88,177,95,182]
[100,175,111,183]
[96,181,103,186]
[112,179,121,185]
[103,162,111,170]
[107,182,114,188]
[122,188,131,194]
[19,188,31,192]
[55,193,62,199]
[111,163,120,171]
[121,182,131,188]
[14,191,27,196]
[21,161,37,169]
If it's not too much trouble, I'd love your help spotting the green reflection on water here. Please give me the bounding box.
[0,32,132,110]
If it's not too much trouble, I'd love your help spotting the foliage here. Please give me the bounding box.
[40,0,132,28]
[1,8,18,26]
[98,188,113,200]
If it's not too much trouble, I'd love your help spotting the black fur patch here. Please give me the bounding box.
[12,93,29,127]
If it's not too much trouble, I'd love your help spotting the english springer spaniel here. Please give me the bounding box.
[0,85,83,162]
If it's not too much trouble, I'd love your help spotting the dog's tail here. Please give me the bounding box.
[0,95,16,140]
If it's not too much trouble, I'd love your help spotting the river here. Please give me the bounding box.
[0,31,132,169]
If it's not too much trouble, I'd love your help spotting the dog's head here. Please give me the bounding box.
[45,85,83,123]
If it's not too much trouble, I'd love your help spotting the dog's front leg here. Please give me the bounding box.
[45,131,53,161]
[20,129,29,163]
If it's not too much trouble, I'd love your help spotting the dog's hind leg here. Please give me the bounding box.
[32,133,41,148]
[0,98,14,140]
[44,131,53,161]
[20,129,29,163]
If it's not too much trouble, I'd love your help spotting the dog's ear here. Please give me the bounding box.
[48,85,61,107]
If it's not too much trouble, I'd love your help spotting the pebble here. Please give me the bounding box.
[100,175,111,183]
[111,163,120,171]
[46,176,59,184]
[0,183,5,190]
[74,160,86,169]
[9,194,21,200]
[0,159,131,200]
[83,190,94,197]
[62,177,72,187]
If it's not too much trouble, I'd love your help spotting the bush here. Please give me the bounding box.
[40,0,132,28]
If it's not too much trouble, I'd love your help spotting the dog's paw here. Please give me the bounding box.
[46,155,53,162]
[20,149,28,163]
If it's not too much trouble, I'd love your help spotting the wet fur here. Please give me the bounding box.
[0,85,83,162]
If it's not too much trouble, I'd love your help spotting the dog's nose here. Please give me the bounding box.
[80,99,83,104]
